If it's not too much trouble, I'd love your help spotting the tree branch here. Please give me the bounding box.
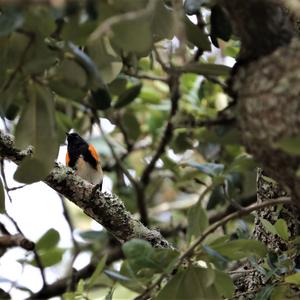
[0,234,34,251]
[140,75,180,186]
[0,130,171,249]
[137,196,292,300]
[27,246,123,300]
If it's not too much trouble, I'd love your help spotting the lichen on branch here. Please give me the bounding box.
[0,130,171,248]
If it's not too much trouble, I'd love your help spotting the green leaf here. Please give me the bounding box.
[187,162,224,177]
[122,239,153,260]
[184,17,211,51]
[0,177,5,213]
[23,6,56,36]
[202,245,228,269]
[79,230,108,242]
[36,229,60,251]
[14,83,59,184]
[151,0,174,41]
[68,42,106,90]
[22,37,56,75]
[86,37,123,84]
[156,266,220,300]
[229,154,257,173]
[214,270,234,298]
[122,239,178,275]
[285,273,300,285]
[149,248,179,273]
[210,5,232,47]
[49,59,88,100]
[30,248,64,267]
[114,84,142,109]
[274,219,289,241]
[111,15,153,54]
[181,63,231,77]
[187,200,208,241]
[260,218,277,235]
[62,18,97,45]
[271,286,290,300]
[207,185,225,210]
[118,261,146,293]
[0,8,23,37]
[121,111,141,141]
[254,285,274,300]
[90,88,112,110]
[211,239,268,260]
[275,137,300,155]
[88,255,107,289]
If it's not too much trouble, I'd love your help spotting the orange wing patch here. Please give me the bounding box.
[88,144,100,162]
[66,151,70,166]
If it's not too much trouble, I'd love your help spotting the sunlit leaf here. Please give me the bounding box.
[274,219,289,241]
[36,229,60,251]
[285,273,300,285]
[30,248,64,267]
[187,200,208,241]
[88,255,107,289]
[211,239,268,260]
[260,218,277,235]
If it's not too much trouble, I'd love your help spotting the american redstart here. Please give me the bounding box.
[66,132,103,190]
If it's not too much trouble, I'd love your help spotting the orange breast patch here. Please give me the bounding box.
[88,144,100,162]
[66,151,70,166]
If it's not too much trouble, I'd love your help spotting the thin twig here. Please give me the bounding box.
[5,212,47,287]
[179,196,291,262]
[98,121,138,190]
[140,74,180,186]
[0,160,47,287]
[97,119,149,225]
[137,196,292,300]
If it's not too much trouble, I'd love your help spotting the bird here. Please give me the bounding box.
[65,132,103,190]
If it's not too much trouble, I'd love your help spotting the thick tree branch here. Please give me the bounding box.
[0,130,171,249]
[219,0,295,61]
[0,234,34,250]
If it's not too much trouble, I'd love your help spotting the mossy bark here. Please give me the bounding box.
[0,130,171,249]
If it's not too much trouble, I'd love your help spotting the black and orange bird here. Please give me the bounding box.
[66,132,103,190]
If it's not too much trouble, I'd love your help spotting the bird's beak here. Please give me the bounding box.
[65,132,70,137]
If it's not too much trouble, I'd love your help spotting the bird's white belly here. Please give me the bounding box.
[76,156,103,185]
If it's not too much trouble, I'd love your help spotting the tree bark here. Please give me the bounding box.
[0,130,171,249]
